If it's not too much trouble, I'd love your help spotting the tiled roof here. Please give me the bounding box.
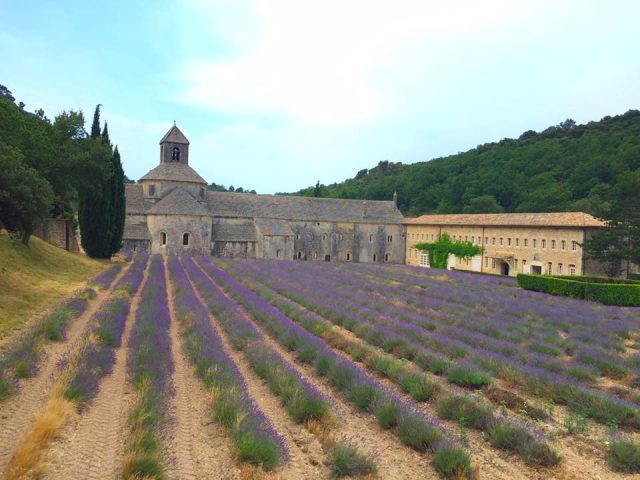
[146,188,211,216]
[138,163,207,184]
[212,222,257,242]
[207,192,404,224]
[255,218,293,236]
[125,184,154,214]
[404,212,606,228]
[159,124,189,144]
[123,221,150,240]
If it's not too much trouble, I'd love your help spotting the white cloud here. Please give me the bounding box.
[174,0,539,126]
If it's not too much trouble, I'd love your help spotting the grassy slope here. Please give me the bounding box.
[0,231,106,339]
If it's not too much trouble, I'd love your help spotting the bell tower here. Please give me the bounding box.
[159,122,190,165]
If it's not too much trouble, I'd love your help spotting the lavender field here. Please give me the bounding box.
[1,255,639,479]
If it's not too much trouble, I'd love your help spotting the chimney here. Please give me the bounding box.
[392,191,398,207]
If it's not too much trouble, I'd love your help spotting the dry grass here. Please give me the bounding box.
[4,396,75,480]
[0,231,106,340]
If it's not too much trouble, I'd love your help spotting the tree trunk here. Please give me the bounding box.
[21,231,31,246]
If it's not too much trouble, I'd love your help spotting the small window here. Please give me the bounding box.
[524,238,528,247]
[149,184,156,196]
[551,240,556,250]
[572,241,578,251]
[369,234,373,242]
[160,232,167,246]
[297,251,302,259]
[492,259,496,269]
[322,233,327,241]
[183,233,189,246]
[387,235,393,243]
[346,252,351,261]
[373,254,377,262]
[384,253,390,262]
[500,237,503,246]
[485,257,489,267]
[508,238,512,246]
[276,249,280,258]
[558,263,563,274]
[200,187,205,200]
[313,251,317,259]
[515,238,519,247]
[296,233,300,240]
[171,146,181,162]
[542,239,547,249]
[547,262,552,274]
[561,240,566,250]
[514,259,518,270]
[492,237,496,245]
[533,239,537,248]
[471,236,474,243]
[569,264,576,275]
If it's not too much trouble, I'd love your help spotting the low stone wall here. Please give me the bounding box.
[33,218,80,252]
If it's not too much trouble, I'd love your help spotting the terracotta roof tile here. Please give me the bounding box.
[404,212,605,228]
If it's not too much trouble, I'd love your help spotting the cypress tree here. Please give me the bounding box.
[79,104,114,258]
[90,104,102,138]
[110,146,125,254]
[101,121,110,146]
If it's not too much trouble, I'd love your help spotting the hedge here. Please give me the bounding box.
[549,275,640,285]
[517,274,640,306]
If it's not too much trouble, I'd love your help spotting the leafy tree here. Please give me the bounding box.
[414,234,483,269]
[313,180,323,197]
[463,195,504,213]
[585,170,640,277]
[0,144,54,244]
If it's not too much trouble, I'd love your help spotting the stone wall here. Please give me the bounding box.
[33,218,80,252]
[147,214,212,255]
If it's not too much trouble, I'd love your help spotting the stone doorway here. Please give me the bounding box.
[501,262,510,276]
[531,265,542,275]
[324,254,331,262]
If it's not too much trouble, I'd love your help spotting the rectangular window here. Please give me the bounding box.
[485,257,489,267]
[561,240,566,250]
[148,184,156,196]
[542,239,546,249]
[492,259,496,269]
[419,253,428,266]
[492,237,496,245]
[514,259,518,270]
[524,238,528,247]
[532,239,537,248]
[515,238,519,247]
[572,241,578,251]
[547,262,552,274]
[569,264,576,275]
[500,238,503,246]
[508,238,512,246]
[558,263,563,274]
[552,240,556,249]
[471,236,474,244]
[387,235,393,243]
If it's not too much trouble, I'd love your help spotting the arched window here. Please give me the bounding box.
[276,249,281,258]
[171,146,181,162]
[346,252,351,261]
[297,251,302,259]
[200,187,205,199]
[373,254,377,262]
[160,232,167,246]
[183,233,189,246]
[385,253,390,262]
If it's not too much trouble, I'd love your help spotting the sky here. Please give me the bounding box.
[1,0,639,194]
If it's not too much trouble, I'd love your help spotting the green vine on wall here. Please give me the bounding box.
[415,234,484,269]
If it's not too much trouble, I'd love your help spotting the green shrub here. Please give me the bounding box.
[398,372,440,401]
[397,413,442,452]
[347,382,379,411]
[432,442,472,479]
[517,274,640,306]
[234,427,281,470]
[328,442,377,478]
[446,364,492,388]
[436,395,493,430]
[607,437,640,473]
[0,375,13,400]
[375,399,401,429]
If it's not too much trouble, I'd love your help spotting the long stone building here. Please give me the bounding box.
[404,212,607,276]
[122,125,406,262]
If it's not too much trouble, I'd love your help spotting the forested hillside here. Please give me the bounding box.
[295,110,640,218]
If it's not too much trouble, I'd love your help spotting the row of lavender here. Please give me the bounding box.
[198,257,473,479]
[237,259,640,430]
[217,258,561,468]
[180,256,384,477]
[168,256,287,470]
[64,253,147,406]
[296,260,633,383]
[0,263,123,400]
[348,262,636,356]
[123,255,174,478]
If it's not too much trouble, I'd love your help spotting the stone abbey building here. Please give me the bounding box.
[123,125,406,263]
